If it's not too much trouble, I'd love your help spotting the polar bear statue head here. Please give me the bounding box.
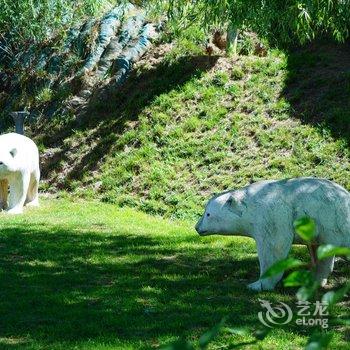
[195,191,247,236]
[0,148,18,176]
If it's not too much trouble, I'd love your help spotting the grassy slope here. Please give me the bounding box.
[36,41,350,220]
[0,199,348,349]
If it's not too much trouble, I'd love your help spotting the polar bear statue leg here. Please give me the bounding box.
[7,171,30,214]
[315,256,335,287]
[0,179,8,210]
[248,230,293,291]
[25,167,40,207]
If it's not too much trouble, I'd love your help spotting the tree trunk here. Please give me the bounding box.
[11,111,29,135]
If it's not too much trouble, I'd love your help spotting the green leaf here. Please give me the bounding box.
[261,258,305,278]
[283,270,313,287]
[199,317,226,349]
[322,282,350,306]
[297,282,319,301]
[294,216,317,242]
[161,339,194,350]
[317,245,350,260]
[305,333,333,350]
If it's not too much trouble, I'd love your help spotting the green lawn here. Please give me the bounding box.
[0,199,348,349]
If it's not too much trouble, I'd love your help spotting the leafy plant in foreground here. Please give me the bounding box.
[264,217,350,304]
[262,217,350,349]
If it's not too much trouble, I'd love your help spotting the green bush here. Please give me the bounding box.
[150,0,350,46]
[0,0,114,46]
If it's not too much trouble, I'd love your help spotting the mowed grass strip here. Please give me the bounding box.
[0,199,348,349]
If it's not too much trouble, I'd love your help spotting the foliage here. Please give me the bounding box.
[294,216,317,241]
[0,0,115,47]
[2,0,350,50]
[263,217,350,304]
[151,0,350,46]
[257,217,349,348]
[261,258,306,278]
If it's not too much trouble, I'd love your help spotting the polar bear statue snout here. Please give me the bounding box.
[0,133,40,214]
[195,218,204,235]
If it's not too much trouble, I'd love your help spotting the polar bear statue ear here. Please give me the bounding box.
[226,194,247,217]
[9,148,17,158]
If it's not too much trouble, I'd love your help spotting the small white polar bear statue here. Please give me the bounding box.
[0,133,40,214]
[195,177,350,291]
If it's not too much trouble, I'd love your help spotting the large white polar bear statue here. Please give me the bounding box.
[195,177,350,291]
[0,133,40,214]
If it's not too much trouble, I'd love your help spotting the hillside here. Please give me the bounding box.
[32,40,350,219]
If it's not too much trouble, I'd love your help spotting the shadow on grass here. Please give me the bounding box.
[0,224,348,348]
[0,224,278,349]
[36,54,219,187]
[283,42,350,145]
